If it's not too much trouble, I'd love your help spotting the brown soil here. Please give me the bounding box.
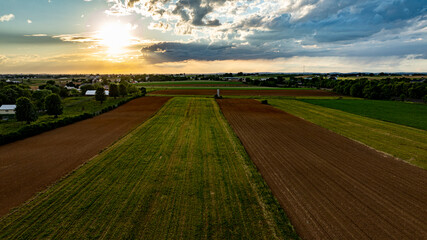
[0,96,170,216]
[217,99,427,240]
[150,89,338,96]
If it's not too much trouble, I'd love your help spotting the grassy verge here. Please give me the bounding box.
[268,99,427,169]
[299,99,427,130]
[0,98,298,239]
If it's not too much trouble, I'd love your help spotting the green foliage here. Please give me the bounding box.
[139,86,146,95]
[0,85,32,104]
[269,99,427,169]
[59,87,69,98]
[95,88,107,104]
[32,89,52,110]
[119,83,127,96]
[0,98,298,239]
[46,80,55,85]
[15,97,38,123]
[44,84,60,94]
[109,84,119,98]
[333,78,427,100]
[45,93,63,118]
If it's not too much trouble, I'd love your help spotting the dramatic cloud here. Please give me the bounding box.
[105,0,426,64]
[0,14,15,22]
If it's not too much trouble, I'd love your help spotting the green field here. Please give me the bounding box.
[146,87,314,91]
[299,99,427,130]
[268,99,427,169]
[137,81,244,86]
[0,96,131,136]
[0,98,297,239]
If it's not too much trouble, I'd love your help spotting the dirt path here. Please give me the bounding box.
[217,99,427,239]
[0,97,170,216]
[151,89,337,96]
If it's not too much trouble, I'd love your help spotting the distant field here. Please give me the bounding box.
[0,96,131,136]
[137,81,244,86]
[146,86,311,90]
[299,99,427,130]
[338,75,427,80]
[149,89,331,97]
[269,99,427,169]
[0,98,297,239]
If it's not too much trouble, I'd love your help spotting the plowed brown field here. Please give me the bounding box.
[151,89,337,96]
[0,96,170,216]
[217,99,427,240]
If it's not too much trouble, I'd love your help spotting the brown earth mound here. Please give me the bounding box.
[217,99,427,239]
[0,97,170,216]
[150,89,337,96]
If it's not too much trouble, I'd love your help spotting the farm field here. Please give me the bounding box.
[299,99,427,130]
[0,97,297,239]
[0,96,170,216]
[269,99,427,169]
[218,99,427,239]
[137,81,244,87]
[150,89,335,96]
[0,96,133,136]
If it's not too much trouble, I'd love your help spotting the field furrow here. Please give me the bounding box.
[217,99,427,240]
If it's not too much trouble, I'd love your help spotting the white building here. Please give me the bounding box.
[85,90,109,96]
[0,105,16,115]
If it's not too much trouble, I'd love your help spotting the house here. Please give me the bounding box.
[0,105,16,120]
[85,90,109,96]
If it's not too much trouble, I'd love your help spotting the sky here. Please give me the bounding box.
[0,0,426,74]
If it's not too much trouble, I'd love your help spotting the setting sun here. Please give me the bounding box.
[97,22,134,54]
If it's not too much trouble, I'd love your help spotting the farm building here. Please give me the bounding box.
[85,90,109,96]
[0,104,16,120]
[0,105,16,115]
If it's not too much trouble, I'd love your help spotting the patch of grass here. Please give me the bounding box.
[268,99,427,169]
[0,98,298,239]
[299,99,427,130]
[0,96,132,135]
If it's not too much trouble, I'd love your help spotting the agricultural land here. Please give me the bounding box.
[0,97,297,239]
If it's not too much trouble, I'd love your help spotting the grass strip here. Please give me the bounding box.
[269,99,427,169]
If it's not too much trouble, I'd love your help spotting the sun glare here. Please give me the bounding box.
[97,22,134,55]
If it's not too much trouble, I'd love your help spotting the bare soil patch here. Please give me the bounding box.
[0,97,170,216]
[151,89,337,96]
[217,99,427,239]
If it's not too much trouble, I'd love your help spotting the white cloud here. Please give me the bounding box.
[27,19,32,24]
[0,14,15,22]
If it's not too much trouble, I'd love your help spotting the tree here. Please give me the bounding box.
[95,87,107,104]
[15,97,38,123]
[109,84,119,99]
[32,89,52,110]
[45,93,63,118]
[119,83,127,97]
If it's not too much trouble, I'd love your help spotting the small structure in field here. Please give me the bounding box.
[0,104,16,114]
[85,90,109,96]
[0,104,16,120]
